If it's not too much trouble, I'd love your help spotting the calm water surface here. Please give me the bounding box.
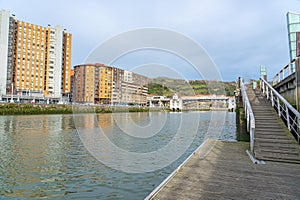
[0,111,236,199]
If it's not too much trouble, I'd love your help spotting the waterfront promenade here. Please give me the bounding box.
[148,140,300,199]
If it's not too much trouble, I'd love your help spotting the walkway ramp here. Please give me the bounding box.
[147,140,300,200]
[247,87,300,163]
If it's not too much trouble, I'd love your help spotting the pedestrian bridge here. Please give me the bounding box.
[272,56,300,110]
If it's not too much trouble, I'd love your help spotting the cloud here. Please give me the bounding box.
[1,0,300,80]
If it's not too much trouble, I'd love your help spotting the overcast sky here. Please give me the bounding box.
[1,0,300,81]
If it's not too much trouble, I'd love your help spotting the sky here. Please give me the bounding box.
[1,0,300,81]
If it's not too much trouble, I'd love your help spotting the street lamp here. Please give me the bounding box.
[10,83,14,103]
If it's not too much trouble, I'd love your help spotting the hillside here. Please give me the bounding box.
[148,77,236,97]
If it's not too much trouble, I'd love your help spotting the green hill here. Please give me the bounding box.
[148,77,236,96]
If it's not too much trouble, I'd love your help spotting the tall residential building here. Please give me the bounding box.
[0,10,11,96]
[287,12,300,63]
[0,10,72,98]
[73,64,148,105]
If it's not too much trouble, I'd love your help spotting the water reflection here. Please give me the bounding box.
[0,115,75,198]
[0,112,236,199]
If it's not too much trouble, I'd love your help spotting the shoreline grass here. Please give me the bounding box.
[0,103,233,115]
[0,104,155,115]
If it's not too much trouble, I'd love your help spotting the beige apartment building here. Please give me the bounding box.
[73,64,148,105]
[0,10,72,98]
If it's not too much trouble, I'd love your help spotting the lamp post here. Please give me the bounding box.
[10,83,14,103]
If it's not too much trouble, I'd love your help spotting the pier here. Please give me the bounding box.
[147,140,300,199]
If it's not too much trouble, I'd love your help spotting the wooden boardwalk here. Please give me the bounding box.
[149,140,300,200]
[247,88,300,163]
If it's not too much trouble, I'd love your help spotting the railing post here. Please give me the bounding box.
[277,97,281,117]
[271,90,274,107]
[274,74,278,85]
[286,105,291,131]
[262,80,265,94]
[266,87,269,99]
[246,108,249,132]
[279,71,281,82]
[250,127,254,152]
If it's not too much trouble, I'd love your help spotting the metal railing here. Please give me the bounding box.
[260,78,300,143]
[240,79,255,152]
[272,58,297,85]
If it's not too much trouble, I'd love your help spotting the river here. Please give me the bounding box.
[0,111,236,199]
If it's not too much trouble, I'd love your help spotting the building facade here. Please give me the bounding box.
[120,71,148,105]
[287,12,300,64]
[0,10,72,98]
[69,69,74,102]
[73,64,148,105]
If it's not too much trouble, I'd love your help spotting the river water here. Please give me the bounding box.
[0,111,236,199]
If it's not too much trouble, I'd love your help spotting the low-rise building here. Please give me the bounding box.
[170,94,183,111]
[169,94,236,111]
[147,95,170,107]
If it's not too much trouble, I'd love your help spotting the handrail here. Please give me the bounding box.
[240,79,256,153]
[272,58,297,85]
[260,78,300,143]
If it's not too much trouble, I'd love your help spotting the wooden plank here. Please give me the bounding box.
[148,140,300,199]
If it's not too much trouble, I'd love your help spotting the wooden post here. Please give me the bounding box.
[296,58,300,111]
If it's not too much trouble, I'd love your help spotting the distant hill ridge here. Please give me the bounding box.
[148,77,236,97]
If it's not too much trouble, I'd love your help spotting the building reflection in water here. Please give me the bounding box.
[75,112,154,130]
[0,112,237,199]
[0,115,76,198]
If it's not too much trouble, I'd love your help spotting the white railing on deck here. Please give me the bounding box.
[273,58,296,85]
[240,79,256,152]
[260,78,300,143]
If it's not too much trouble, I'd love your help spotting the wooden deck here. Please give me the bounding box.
[148,140,300,199]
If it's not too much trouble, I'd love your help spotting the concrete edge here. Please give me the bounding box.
[144,139,210,200]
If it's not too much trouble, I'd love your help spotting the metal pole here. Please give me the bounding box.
[286,105,291,131]
[271,91,274,107]
[10,83,14,103]
[277,97,281,117]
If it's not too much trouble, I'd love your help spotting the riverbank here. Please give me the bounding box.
[0,103,235,115]
[0,103,156,115]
